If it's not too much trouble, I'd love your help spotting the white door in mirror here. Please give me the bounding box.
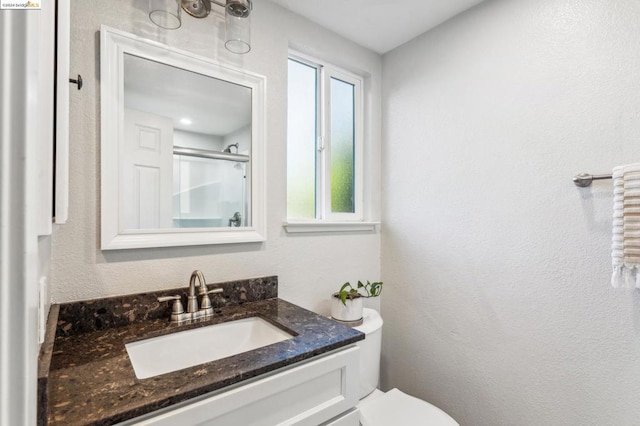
[122,109,174,229]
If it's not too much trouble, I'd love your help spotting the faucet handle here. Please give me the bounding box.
[202,288,223,306]
[158,295,180,301]
[157,295,186,323]
[199,288,223,313]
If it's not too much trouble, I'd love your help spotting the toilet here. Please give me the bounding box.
[354,308,459,425]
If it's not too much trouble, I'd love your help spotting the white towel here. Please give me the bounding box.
[612,163,640,288]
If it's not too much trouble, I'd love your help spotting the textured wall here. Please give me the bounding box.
[51,0,382,314]
[381,0,640,424]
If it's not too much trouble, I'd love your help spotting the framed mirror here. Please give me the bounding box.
[100,26,266,249]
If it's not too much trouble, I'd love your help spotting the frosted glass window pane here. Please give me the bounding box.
[287,59,317,219]
[330,78,355,213]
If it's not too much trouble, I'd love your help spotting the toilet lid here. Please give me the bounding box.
[359,388,459,426]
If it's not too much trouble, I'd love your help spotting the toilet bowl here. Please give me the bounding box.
[353,308,458,425]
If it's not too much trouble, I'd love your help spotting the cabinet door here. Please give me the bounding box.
[123,346,359,426]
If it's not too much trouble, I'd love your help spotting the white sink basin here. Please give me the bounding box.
[125,317,294,379]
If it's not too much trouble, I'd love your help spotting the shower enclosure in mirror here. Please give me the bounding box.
[101,26,265,249]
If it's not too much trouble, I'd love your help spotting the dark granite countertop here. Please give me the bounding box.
[38,277,363,425]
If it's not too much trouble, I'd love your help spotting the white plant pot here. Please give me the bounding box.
[330,294,363,322]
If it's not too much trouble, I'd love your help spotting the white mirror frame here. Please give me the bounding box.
[100,26,266,250]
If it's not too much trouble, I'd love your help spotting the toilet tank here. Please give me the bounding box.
[353,308,383,399]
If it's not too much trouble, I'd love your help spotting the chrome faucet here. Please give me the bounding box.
[187,270,205,315]
[189,270,223,319]
[158,270,223,323]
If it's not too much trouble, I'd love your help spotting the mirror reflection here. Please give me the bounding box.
[122,53,252,230]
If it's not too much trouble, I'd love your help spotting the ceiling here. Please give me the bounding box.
[269,0,486,54]
[124,54,251,136]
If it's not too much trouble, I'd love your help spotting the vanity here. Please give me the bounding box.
[38,276,363,425]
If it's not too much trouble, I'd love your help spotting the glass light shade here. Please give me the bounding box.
[225,13,251,54]
[149,0,182,30]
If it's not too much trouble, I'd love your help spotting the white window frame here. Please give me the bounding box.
[284,52,375,233]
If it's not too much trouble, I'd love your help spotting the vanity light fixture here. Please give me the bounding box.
[148,0,253,54]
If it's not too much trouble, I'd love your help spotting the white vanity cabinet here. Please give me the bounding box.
[119,345,360,426]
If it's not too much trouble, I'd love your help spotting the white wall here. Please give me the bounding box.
[50,0,382,314]
[174,129,224,151]
[381,0,640,424]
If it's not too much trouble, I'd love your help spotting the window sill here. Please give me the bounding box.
[283,220,378,234]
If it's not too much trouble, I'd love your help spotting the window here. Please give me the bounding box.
[286,53,364,226]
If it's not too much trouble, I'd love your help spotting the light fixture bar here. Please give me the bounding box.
[174,145,250,162]
[181,0,251,18]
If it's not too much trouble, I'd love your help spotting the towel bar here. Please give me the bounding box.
[573,173,613,187]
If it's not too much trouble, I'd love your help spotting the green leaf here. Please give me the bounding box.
[337,280,383,303]
[340,282,352,293]
[370,281,383,296]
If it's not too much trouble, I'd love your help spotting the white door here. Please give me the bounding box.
[122,108,173,230]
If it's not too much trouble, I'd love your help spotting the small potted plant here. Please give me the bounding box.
[331,280,383,322]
